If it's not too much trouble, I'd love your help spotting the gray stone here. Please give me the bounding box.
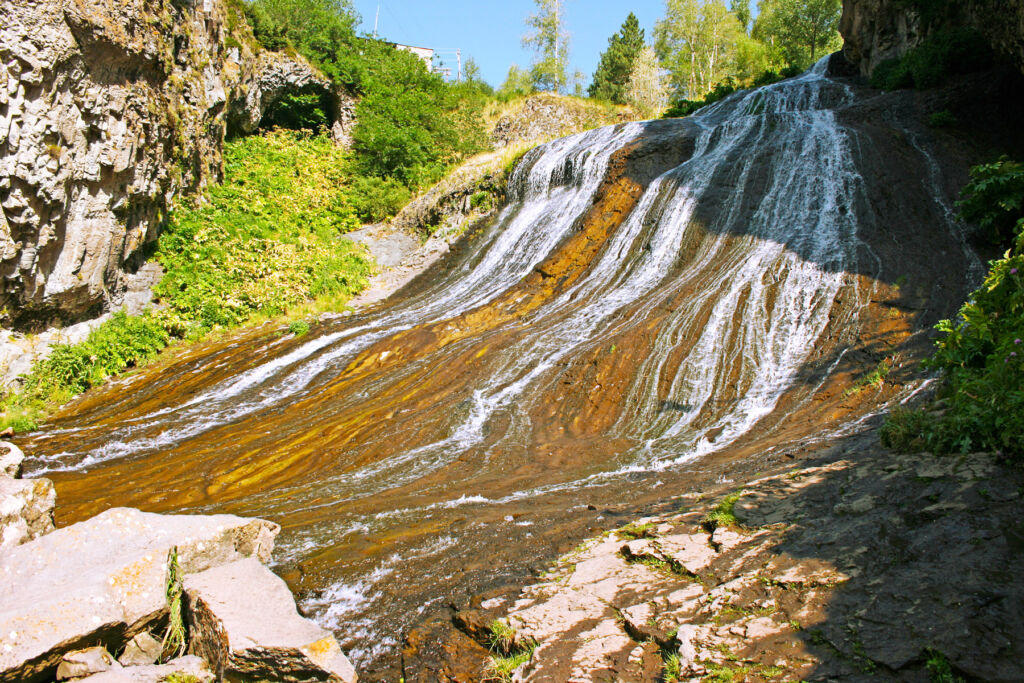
[0,442,23,478]
[56,646,118,680]
[185,558,357,682]
[0,475,55,548]
[116,632,161,667]
[0,508,278,683]
[78,655,213,683]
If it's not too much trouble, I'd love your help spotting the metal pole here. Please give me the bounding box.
[373,4,380,38]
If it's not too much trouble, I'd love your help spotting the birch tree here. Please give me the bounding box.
[654,0,743,99]
[523,0,570,93]
[753,0,842,69]
[626,46,669,117]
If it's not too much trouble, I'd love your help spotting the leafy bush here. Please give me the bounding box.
[883,159,1024,458]
[871,28,993,90]
[260,89,331,131]
[345,175,411,223]
[155,130,369,335]
[957,158,1024,246]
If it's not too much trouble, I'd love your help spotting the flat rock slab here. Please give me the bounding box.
[78,655,213,682]
[185,557,357,682]
[0,508,278,683]
[0,476,55,549]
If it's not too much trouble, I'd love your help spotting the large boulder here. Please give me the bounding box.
[0,442,24,478]
[0,476,55,549]
[0,508,278,683]
[185,557,357,682]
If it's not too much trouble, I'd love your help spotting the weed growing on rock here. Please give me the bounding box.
[926,649,966,683]
[619,521,657,540]
[160,547,187,661]
[484,620,536,682]
[702,491,743,531]
[288,320,311,337]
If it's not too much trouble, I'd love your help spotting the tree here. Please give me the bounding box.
[588,13,646,103]
[523,0,570,92]
[730,0,752,33]
[654,0,743,99]
[625,46,669,117]
[498,65,535,99]
[752,0,842,69]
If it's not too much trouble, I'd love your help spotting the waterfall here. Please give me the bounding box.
[23,57,977,671]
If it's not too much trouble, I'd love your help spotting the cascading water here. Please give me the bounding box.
[22,57,980,674]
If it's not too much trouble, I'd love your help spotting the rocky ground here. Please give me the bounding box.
[413,426,1024,682]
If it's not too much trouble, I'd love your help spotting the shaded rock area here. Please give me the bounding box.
[840,0,1024,78]
[433,430,1023,682]
[185,557,357,682]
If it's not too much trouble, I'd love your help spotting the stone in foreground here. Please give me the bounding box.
[0,508,279,683]
[78,655,213,682]
[56,646,117,680]
[0,443,24,478]
[0,476,55,549]
[116,632,162,667]
[185,558,357,682]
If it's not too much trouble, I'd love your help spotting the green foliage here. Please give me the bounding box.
[497,65,536,100]
[346,175,412,222]
[288,320,310,336]
[523,0,570,93]
[589,13,646,104]
[702,491,743,531]
[485,620,536,682]
[155,131,369,335]
[925,649,966,683]
[655,0,743,99]
[246,0,488,189]
[752,0,842,70]
[618,521,657,540]
[870,28,993,90]
[957,158,1024,246]
[883,159,1024,459]
[260,89,331,131]
[20,313,170,405]
[928,110,957,128]
[880,407,937,452]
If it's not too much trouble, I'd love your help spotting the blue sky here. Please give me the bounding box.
[349,1,667,89]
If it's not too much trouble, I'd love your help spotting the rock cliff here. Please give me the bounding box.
[840,0,1024,78]
[0,0,348,330]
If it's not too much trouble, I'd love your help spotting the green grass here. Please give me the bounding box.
[844,357,893,397]
[287,320,311,337]
[484,620,536,682]
[618,521,657,540]
[662,651,682,682]
[702,491,744,531]
[926,649,966,683]
[0,130,373,433]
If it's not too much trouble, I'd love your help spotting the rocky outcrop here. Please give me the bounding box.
[0,508,278,682]
[456,437,1024,682]
[491,94,634,150]
[185,557,358,682]
[0,0,355,330]
[840,0,1024,78]
[226,48,355,147]
[75,654,213,682]
[0,0,232,327]
[0,475,55,549]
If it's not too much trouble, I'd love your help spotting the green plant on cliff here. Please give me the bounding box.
[0,130,372,432]
[484,620,537,683]
[870,27,993,90]
[160,546,187,662]
[882,158,1024,459]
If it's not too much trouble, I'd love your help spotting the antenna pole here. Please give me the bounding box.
[373,4,380,38]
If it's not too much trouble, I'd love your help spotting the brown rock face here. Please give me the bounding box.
[840,0,1024,77]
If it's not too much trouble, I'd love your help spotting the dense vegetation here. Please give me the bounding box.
[882,159,1024,459]
[870,27,993,90]
[589,13,647,104]
[0,132,371,431]
[243,0,490,209]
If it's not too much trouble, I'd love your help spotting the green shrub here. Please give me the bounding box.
[287,320,310,336]
[871,28,993,90]
[880,407,937,451]
[957,158,1024,246]
[928,110,957,128]
[260,89,331,132]
[884,158,1024,459]
[345,175,411,223]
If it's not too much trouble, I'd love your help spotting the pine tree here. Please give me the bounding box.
[588,13,646,103]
